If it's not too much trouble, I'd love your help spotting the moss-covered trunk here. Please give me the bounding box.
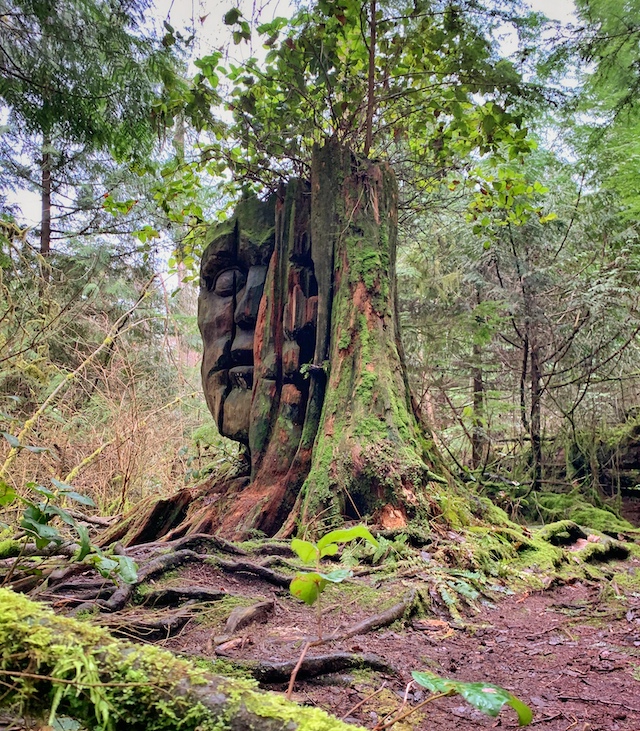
[105,141,461,544]
[0,588,364,731]
[287,142,440,533]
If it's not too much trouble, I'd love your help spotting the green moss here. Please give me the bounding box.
[0,538,24,559]
[535,491,636,535]
[191,657,256,682]
[609,565,640,596]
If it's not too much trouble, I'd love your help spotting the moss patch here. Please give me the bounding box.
[535,491,636,536]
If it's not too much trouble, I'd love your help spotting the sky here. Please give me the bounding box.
[154,0,578,50]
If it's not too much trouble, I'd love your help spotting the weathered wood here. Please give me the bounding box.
[0,588,366,731]
[224,600,274,634]
[101,140,476,545]
[245,653,394,684]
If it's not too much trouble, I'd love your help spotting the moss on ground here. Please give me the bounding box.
[194,594,259,631]
[0,538,27,559]
[535,491,636,535]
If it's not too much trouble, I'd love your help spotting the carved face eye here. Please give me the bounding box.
[213,268,246,296]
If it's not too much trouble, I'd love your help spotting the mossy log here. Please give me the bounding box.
[0,588,365,731]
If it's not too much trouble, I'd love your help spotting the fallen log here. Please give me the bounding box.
[0,588,365,731]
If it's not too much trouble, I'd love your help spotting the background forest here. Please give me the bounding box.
[1,0,640,536]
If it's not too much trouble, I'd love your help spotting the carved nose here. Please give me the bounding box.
[234,265,267,328]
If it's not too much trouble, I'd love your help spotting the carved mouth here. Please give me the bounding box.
[228,366,254,390]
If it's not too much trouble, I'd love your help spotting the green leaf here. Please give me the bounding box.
[30,484,56,500]
[316,525,378,552]
[0,480,17,507]
[51,478,72,492]
[62,491,97,507]
[457,683,532,725]
[289,571,327,605]
[21,518,62,547]
[291,538,318,564]
[2,431,20,448]
[21,502,44,522]
[44,504,76,527]
[24,444,49,454]
[318,568,352,583]
[319,543,339,558]
[75,524,92,561]
[116,556,139,584]
[91,554,119,578]
[224,8,242,25]
[412,671,456,695]
[412,671,532,726]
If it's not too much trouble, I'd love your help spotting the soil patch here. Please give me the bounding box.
[144,559,640,731]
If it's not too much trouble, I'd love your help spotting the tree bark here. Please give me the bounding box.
[471,343,485,470]
[289,141,440,533]
[530,336,542,492]
[109,141,468,544]
[0,587,365,731]
[40,135,51,257]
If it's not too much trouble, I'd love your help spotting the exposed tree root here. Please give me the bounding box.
[97,550,207,612]
[99,608,193,641]
[213,557,291,588]
[328,591,416,642]
[221,653,394,685]
[171,533,248,556]
[141,586,228,608]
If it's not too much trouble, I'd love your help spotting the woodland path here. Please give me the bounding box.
[28,540,640,731]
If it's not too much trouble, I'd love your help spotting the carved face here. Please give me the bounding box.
[198,187,319,502]
[198,214,275,444]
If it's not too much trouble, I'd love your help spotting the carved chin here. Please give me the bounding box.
[205,366,254,444]
[222,387,252,443]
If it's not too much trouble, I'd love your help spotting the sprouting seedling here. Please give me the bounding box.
[374,670,533,729]
[286,525,378,699]
[289,525,378,623]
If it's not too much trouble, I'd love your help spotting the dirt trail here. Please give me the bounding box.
[129,558,640,731]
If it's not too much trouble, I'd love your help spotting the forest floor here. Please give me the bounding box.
[34,543,640,731]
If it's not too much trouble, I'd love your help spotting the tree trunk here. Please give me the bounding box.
[529,336,542,492]
[40,135,51,257]
[0,587,365,731]
[109,141,475,545]
[471,343,485,470]
[286,142,439,533]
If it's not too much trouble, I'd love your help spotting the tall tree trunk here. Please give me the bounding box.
[290,141,438,533]
[529,336,542,492]
[471,343,485,470]
[40,135,51,257]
